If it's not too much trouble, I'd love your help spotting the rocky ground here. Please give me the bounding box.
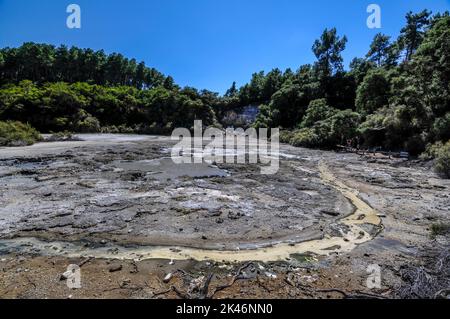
[0,134,448,299]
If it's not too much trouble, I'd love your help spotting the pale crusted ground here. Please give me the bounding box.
[0,135,448,299]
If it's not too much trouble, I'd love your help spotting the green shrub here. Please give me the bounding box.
[0,121,42,146]
[421,141,450,178]
[328,110,361,144]
[300,99,337,128]
[279,130,295,144]
[421,141,444,159]
[431,223,450,238]
[434,140,450,178]
[290,128,321,148]
[433,113,450,141]
[76,115,101,133]
[290,109,360,149]
[45,131,81,142]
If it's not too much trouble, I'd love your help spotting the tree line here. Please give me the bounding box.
[0,10,449,169]
[0,80,220,134]
[0,43,171,89]
[223,10,449,159]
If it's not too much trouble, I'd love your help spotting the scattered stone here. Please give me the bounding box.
[60,270,73,280]
[265,272,277,279]
[108,264,123,273]
[320,210,340,217]
[163,273,173,283]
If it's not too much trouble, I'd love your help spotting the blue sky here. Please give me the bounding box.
[0,0,449,93]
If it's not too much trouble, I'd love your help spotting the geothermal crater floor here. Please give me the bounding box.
[0,134,368,257]
[0,134,448,298]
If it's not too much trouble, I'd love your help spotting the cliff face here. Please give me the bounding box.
[240,105,260,125]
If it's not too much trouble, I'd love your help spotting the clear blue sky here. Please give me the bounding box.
[1,0,449,93]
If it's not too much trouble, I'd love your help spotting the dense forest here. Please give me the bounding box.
[0,10,449,175]
[0,44,219,134]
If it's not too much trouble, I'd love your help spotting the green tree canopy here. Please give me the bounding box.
[300,99,337,128]
[356,69,391,116]
[398,10,432,61]
[312,28,348,77]
[366,33,398,67]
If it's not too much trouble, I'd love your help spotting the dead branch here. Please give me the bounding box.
[199,273,214,299]
[152,288,173,298]
[209,262,254,298]
[78,257,92,268]
[171,285,190,299]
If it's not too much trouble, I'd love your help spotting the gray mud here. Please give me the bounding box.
[0,134,449,299]
[0,134,353,252]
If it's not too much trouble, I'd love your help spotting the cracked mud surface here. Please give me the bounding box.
[0,135,354,250]
[0,134,448,299]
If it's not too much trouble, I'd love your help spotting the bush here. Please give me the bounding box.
[422,141,450,178]
[434,140,450,178]
[328,110,361,144]
[45,131,81,142]
[432,113,450,141]
[279,130,295,144]
[431,223,450,238]
[300,99,336,128]
[76,115,101,133]
[0,121,42,146]
[290,110,360,149]
[290,128,321,148]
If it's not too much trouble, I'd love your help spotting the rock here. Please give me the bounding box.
[265,272,277,279]
[109,264,123,273]
[60,270,73,280]
[320,210,340,217]
[228,211,243,220]
[120,279,131,288]
[163,273,173,283]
